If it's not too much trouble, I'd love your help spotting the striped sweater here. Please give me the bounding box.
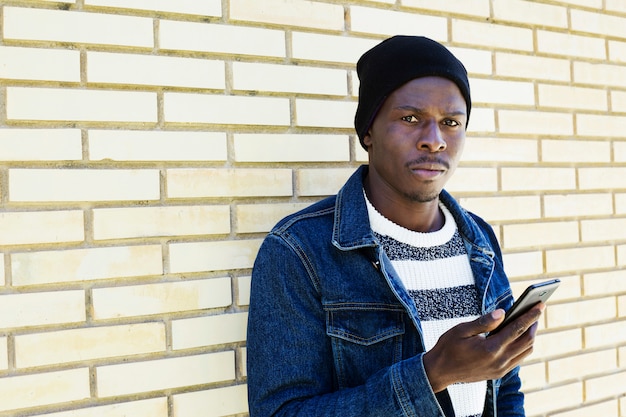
[365,195,486,417]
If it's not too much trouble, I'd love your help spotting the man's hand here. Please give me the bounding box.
[423,303,545,393]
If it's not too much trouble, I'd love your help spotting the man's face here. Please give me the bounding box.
[363,76,467,204]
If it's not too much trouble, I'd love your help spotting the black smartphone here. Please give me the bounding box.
[488,278,560,336]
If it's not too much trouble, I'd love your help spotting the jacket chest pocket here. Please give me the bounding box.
[326,305,405,388]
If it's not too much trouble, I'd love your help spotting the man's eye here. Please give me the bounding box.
[401,115,418,123]
[443,119,460,127]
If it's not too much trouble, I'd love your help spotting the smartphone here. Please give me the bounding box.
[488,278,560,336]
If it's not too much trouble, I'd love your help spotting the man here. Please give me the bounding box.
[247,35,543,417]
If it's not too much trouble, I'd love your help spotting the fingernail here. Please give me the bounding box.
[492,309,504,319]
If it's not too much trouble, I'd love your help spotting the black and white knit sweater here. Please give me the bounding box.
[365,195,486,417]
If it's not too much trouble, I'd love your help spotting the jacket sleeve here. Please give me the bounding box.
[246,233,446,417]
[495,366,525,416]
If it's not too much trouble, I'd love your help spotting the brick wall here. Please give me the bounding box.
[0,0,624,416]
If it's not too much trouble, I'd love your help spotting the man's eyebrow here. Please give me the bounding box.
[394,105,466,117]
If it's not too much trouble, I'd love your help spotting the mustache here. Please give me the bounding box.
[405,156,449,170]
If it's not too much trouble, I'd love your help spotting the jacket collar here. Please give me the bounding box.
[331,165,494,257]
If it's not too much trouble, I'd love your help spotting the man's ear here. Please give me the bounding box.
[362,131,373,149]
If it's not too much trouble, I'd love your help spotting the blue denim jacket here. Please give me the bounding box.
[247,166,524,417]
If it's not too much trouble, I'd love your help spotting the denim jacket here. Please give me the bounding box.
[247,165,524,417]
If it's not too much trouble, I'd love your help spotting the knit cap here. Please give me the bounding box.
[354,35,471,149]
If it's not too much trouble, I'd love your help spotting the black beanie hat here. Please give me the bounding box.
[354,35,471,150]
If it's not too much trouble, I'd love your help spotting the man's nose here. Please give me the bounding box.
[417,121,446,152]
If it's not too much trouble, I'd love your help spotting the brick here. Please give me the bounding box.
[172,312,248,350]
[452,20,533,51]
[445,167,497,193]
[462,137,538,163]
[0,291,85,329]
[297,168,355,197]
[584,270,626,297]
[619,246,626,269]
[12,245,162,286]
[575,62,626,88]
[501,167,576,191]
[87,52,225,89]
[173,384,248,417]
[89,130,227,162]
[240,347,247,377]
[618,193,626,214]
[85,0,221,16]
[503,221,579,249]
[609,40,626,64]
[558,0,602,6]
[621,295,626,317]
[542,139,611,163]
[533,329,582,359]
[538,84,608,111]
[607,0,626,12]
[0,337,7,370]
[550,400,618,417]
[518,362,545,391]
[97,352,235,397]
[350,6,447,38]
[523,382,583,416]
[164,93,290,126]
[92,278,231,319]
[571,9,626,38]
[237,276,251,306]
[582,218,626,243]
[233,62,347,96]
[230,0,344,30]
[578,114,626,138]
[613,90,626,112]
[585,320,626,349]
[470,78,534,106]
[0,210,84,246]
[0,368,90,413]
[9,168,160,202]
[0,45,79,82]
[159,20,285,57]
[616,142,626,165]
[537,30,606,60]
[549,349,616,383]
[401,0,490,17]
[15,322,166,368]
[93,205,230,240]
[167,168,292,198]
[236,203,310,234]
[169,239,263,274]
[3,7,153,47]
[466,108,495,133]
[31,398,168,417]
[498,110,574,136]
[544,193,613,218]
[496,53,571,82]
[547,297,616,328]
[579,167,626,190]
[296,98,356,128]
[450,47,492,76]
[0,129,82,161]
[7,87,157,123]
[547,246,615,274]
[493,0,567,27]
[501,251,543,278]
[0,257,4,286]
[586,371,626,402]
[458,196,541,222]
[233,134,350,163]
[292,32,379,64]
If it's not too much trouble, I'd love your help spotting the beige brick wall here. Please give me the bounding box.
[0,1,624,416]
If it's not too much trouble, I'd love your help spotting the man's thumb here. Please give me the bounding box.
[477,309,505,333]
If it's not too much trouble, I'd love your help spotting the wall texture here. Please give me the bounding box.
[0,0,625,416]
